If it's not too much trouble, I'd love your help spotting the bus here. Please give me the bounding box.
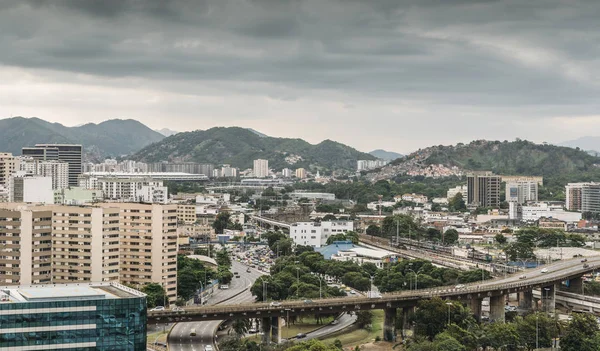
[190,328,196,336]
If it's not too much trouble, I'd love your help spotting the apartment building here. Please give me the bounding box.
[295,168,306,179]
[101,203,178,303]
[177,204,197,224]
[253,159,269,178]
[8,174,54,204]
[467,172,501,207]
[51,206,121,283]
[447,185,468,201]
[0,153,19,187]
[566,182,600,213]
[0,205,52,285]
[19,158,69,190]
[22,144,82,186]
[506,180,538,204]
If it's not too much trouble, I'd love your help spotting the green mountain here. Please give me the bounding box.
[384,139,600,178]
[0,117,165,160]
[131,127,375,172]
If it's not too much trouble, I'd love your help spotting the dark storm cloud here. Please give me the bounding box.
[1,0,600,151]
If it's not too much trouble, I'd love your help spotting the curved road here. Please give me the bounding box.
[168,261,265,351]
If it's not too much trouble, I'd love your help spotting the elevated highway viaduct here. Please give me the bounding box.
[149,256,600,342]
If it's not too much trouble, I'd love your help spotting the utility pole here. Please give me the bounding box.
[396,219,399,247]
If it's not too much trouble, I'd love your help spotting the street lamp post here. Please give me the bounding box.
[296,267,301,299]
[407,269,419,290]
[446,302,453,325]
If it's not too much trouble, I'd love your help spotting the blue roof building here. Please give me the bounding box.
[316,241,356,260]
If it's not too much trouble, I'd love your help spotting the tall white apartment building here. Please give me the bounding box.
[220,164,238,178]
[357,160,388,171]
[0,153,19,187]
[281,168,292,178]
[253,159,269,178]
[19,158,69,190]
[506,181,538,204]
[290,220,354,248]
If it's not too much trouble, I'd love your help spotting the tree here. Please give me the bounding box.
[432,332,466,351]
[448,193,466,212]
[411,298,474,340]
[516,313,559,350]
[230,319,252,339]
[480,322,520,351]
[322,214,337,221]
[443,229,459,245]
[356,310,374,328]
[212,212,231,234]
[426,228,441,242]
[561,313,600,351]
[495,233,507,245]
[431,203,442,212]
[504,242,535,261]
[142,283,167,308]
[366,224,380,237]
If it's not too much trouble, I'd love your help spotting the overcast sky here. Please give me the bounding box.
[1,0,599,153]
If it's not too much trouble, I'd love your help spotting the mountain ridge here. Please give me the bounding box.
[131,126,375,172]
[0,117,165,160]
[369,149,403,161]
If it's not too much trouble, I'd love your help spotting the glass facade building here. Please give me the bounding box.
[0,282,146,351]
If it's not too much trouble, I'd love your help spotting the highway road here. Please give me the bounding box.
[168,260,266,351]
[302,312,357,341]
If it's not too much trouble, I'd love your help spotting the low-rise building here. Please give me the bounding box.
[290,220,354,248]
[290,191,335,201]
[8,174,54,204]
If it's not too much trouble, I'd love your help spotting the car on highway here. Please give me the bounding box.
[270,301,282,307]
[584,263,590,268]
[303,299,313,304]
[455,284,465,289]
[190,328,196,336]
[205,345,214,351]
[150,306,165,311]
[171,306,184,312]
[247,268,251,273]
[296,333,307,339]
[541,268,548,273]
[519,275,527,279]
[582,258,588,262]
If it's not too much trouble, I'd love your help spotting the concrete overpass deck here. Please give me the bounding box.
[149,255,600,325]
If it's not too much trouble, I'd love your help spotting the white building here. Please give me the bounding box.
[401,193,428,204]
[19,158,69,190]
[447,185,468,201]
[290,192,335,201]
[98,178,168,203]
[282,168,292,178]
[9,174,54,204]
[331,247,397,268]
[139,185,168,204]
[506,181,538,204]
[196,193,230,205]
[357,160,388,171]
[510,201,582,223]
[290,220,354,248]
[253,159,269,178]
[220,164,238,178]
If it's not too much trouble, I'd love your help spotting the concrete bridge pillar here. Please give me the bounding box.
[266,316,281,344]
[261,317,272,344]
[489,295,505,323]
[469,298,483,322]
[401,306,414,332]
[542,285,556,314]
[518,290,533,310]
[383,307,397,342]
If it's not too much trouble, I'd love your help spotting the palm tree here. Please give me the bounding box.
[229,319,252,339]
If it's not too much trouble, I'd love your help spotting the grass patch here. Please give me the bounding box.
[244,316,336,341]
[320,310,384,347]
[147,329,170,345]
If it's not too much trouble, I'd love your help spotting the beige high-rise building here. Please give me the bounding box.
[101,202,178,303]
[51,206,120,283]
[0,153,19,187]
[0,204,52,285]
[295,168,306,179]
[253,159,269,178]
[177,204,197,224]
[0,202,178,304]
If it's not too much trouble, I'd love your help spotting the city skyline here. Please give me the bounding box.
[1,1,600,153]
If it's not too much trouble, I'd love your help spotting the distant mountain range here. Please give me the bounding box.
[131,126,375,172]
[559,136,600,155]
[0,117,164,161]
[155,128,178,137]
[369,149,403,161]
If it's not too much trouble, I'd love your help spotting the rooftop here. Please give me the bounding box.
[0,282,144,304]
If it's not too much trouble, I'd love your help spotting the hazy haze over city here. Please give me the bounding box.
[0,0,599,153]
